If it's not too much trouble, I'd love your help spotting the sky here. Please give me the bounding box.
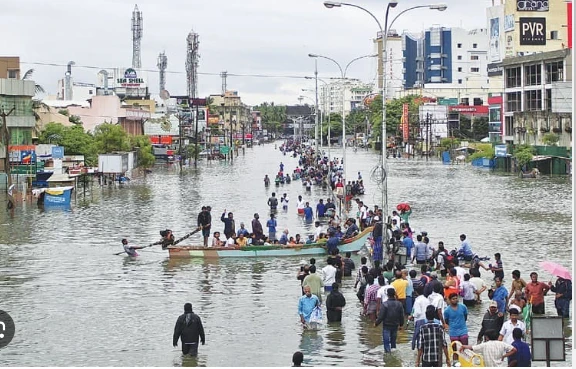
[0,0,494,106]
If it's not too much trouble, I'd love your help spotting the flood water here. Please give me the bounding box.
[0,143,572,367]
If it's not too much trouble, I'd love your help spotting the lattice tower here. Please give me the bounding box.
[157,52,167,93]
[132,4,143,69]
[185,30,200,98]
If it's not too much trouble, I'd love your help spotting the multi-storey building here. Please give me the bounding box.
[502,49,572,146]
[0,57,20,79]
[320,81,374,117]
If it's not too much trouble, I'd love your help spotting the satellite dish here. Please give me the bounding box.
[160,89,170,100]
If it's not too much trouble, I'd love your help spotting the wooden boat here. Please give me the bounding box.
[167,227,373,259]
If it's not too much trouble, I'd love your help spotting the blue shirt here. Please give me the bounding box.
[279,233,288,245]
[266,219,277,233]
[458,240,473,257]
[403,237,414,258]
[316,203,326,217]
[443,303,468,337]
[510,339,531,367]
[236,228,249,237]
[304,207,313,221]
[298,294,320,322]
[327,236,340,253]
[492,286,509,313]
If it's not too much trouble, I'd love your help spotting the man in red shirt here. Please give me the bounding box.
[524,272,550,314]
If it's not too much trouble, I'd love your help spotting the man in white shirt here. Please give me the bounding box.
[226,235,236,247]
[391,210,401,228]
[410,289,432,349]
[322,258,338,293]
[427,280,447,326]
[498,308,526,345]
[297,195,305,215]
[314,221,323,241]
[469,269,488,302]
[281,193,289,210]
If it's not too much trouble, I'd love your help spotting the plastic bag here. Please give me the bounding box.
[309,306,323,324]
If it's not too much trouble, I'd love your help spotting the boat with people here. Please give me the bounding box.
[167,227,373,259]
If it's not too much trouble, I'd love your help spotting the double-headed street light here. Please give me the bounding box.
[308,53,377,183]
[324,0,447,219]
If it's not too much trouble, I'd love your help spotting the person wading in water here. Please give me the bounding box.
[173,303,205,357]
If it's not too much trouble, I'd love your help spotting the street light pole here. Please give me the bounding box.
[314,59,319,155]
[324,0,448,218]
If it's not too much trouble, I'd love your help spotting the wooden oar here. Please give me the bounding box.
[114,242,156,256]
[173,224,209,246]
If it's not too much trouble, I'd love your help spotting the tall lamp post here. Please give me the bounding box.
[305,76,331,159]
[324,0,447,218]
[308,53,377,182]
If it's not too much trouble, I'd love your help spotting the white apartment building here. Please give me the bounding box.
[320,81,374,117]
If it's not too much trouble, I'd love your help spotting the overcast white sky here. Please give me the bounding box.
[1,0,494,105]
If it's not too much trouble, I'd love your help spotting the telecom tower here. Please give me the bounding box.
[185,30,200,98]
[131,4,143,69]
[157,52,167,93]
[220,71,227,96]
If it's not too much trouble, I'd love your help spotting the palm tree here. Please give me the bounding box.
[21,69,45,95]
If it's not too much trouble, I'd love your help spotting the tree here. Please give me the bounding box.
[68,115,82,125]
[513,144,536,167]
[370,95,422,141]
[130,135,155,168]
[468,143,495,161]
[541,132,560,146]
[37,122,98,165]
[21,69,45,95]
[93,123,130,153]
[253,102,286,133]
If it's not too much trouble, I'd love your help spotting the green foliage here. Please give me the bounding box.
[370,95,422,141]
[468,143,495,161]
[37,122,98,166]
[322,113,343,138]
[253,102,287,133]
[440,137,461,150]
[58,109,69,116]
[185,144,199,159]
[130,135,155,168]
[68,115,82,125]
[541,132,560,146]
[513,144,536,167]
[93,123,130,153]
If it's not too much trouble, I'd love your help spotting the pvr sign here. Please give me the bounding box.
[520,17,546,45]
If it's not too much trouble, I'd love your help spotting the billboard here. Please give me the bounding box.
[490,18,501,62]
[517,0,549,12]
[519,18,546,45]
[487,63,504,76]
[504,15,515,32]
[568,2,573,49]
[505,34,515,57]
[116,68,146,88]
[401,103,409,142]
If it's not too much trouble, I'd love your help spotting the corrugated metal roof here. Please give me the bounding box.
[501,49,570,66]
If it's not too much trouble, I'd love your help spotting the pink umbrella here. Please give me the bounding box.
[539,261,572,280]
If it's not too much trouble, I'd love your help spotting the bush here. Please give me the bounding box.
[468,144,495,162]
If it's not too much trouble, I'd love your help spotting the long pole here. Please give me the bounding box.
[1,107,15,190]
[314,59,319,155]
[381,6,390,218]
[194,104,199,166]
[341,78,346,181]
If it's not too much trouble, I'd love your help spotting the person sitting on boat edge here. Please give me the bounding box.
[236,233,248,247]
[279,229,290,245]
[157,229,175,250]
[343,218,359,239]
[212,231,223,247]
[121,239,145,257]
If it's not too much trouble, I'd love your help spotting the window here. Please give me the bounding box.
[461,98,469,105]
[505,116,514,136]
[506,67,521,88]
[457,55,462,60]
[458,79,463,84]
[545,89,552,111]
[457,43,462,48]
[471,55,479,60]
[471,67,480,72]
[7,69,18,79]
[458,67,462,72]
[89,89,93,95]
[524,64,541,86]
[550,31,559,40]
[545,60,564,83]
[474,98,483,106]
[473,43,478,48]
[506,91,521,112]
[524,90,542,111]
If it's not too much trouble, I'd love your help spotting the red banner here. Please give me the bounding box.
[402,103,409,142]
[150,136,173,145]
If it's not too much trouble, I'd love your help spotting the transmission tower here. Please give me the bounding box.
[65,61,75,100]
[157,52,167,93]
[131,4,143,69]
[220,71,228,96]
[185,30,200,98]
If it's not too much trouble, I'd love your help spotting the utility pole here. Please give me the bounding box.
[1,106,15,190]
[194,104,199,167]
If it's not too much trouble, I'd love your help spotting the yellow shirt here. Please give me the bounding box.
[237,237,248,247]
[391,279,409,299]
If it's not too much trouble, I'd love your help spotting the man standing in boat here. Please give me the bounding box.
[197,206,212,247]
[252,213,264,243]
[221,210,236,239]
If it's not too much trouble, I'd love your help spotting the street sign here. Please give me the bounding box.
[495,145,507,157]
[220,146,230,155]
[52,146,64,159]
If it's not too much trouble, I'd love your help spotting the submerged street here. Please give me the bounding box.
[0,144,572,366]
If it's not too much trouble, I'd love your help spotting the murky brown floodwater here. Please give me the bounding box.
[0,143,572,366]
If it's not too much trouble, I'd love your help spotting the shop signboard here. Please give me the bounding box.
[519,18,546,45]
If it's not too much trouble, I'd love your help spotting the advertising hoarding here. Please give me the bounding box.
[490,18,501,62]
[504,14,515,32]
[519,18,546,45]
[517,0,549,12]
